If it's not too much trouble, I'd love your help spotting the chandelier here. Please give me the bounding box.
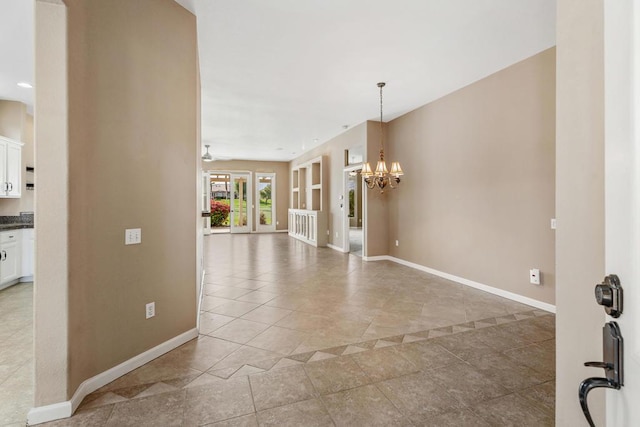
[361,82,403,192]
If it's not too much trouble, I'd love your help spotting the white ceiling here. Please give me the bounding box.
[0,1,555,162]
[0,0,34,113]
[185,0,556,161]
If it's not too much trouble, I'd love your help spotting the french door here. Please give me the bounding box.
[256,173,276,232]
[230,173,251,234]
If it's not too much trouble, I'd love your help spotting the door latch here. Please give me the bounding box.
[594,274,623,317]
[579,321,624,427]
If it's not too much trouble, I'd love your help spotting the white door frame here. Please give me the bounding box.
[255,172,276,232]
[207,169,253,233]
[202,170,211,236]
[604,0,640,425]
[343,164,363,253]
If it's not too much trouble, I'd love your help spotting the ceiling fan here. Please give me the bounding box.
[202,145,233,162]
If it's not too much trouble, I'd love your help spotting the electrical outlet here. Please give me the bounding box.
[326,229,330,235]
[395,240,399,247]
[276,221,279,226]
[336,231,339,238]
[125,228,142,245]
[551,218,557,229]
[146,302,155,319]
[529,269,541,285]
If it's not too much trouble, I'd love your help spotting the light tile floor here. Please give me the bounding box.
[37,233,554,426]
[0,282,33,427]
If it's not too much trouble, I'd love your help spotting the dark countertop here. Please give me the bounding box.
[0,223,34,231]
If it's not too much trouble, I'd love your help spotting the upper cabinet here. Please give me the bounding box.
[0,136,23,198]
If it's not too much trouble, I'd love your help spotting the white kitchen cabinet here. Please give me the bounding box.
[0,230,21,284]
[0,136,23,198]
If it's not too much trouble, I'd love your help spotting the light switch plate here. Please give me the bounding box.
[125,228,142,245]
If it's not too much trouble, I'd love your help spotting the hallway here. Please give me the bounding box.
[42,233,555,426]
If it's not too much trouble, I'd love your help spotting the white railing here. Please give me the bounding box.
[288,209,327,247]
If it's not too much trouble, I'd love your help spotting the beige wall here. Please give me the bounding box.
[0,100,34,215]
[386,48,556,305]
[290,123,367,248]
[0,100,25,141]
[35,0,199,404]
[203,159,290,231]
[556,0,605,424]
[364,121,389,257]
[34,0,69,405]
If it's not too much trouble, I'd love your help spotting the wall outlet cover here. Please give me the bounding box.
[529,268,541,285]
[146,302,155,319]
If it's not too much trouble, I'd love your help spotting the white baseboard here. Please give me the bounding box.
[27,328,199,425]
[365,255,556,313]
[362,255,389,262]
[20,275,34,282]
[27,401,72,426]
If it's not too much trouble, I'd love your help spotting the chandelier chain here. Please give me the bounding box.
[379,82,385,161]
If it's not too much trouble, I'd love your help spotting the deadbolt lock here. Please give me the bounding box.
[594,274,623,318]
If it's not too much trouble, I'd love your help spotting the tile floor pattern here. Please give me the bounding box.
[0,282,33,427]
[36,233,555,426]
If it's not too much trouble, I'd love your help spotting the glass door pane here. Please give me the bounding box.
[210,174,231,233]
[256,173,276,232]
[231,173,251,233]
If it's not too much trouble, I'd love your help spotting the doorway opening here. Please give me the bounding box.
[344,165,364,257]
[207,171,252,234]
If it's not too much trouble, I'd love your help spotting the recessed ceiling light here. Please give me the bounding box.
[276,147,284,151]
[17,82,33,89]
[342,125,349,129]
[313,138,319,143]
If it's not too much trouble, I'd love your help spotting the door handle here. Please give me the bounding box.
[579,378,618,427]
[1,250,5,261]
[8,182,12,192]
[579,321,624,427]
